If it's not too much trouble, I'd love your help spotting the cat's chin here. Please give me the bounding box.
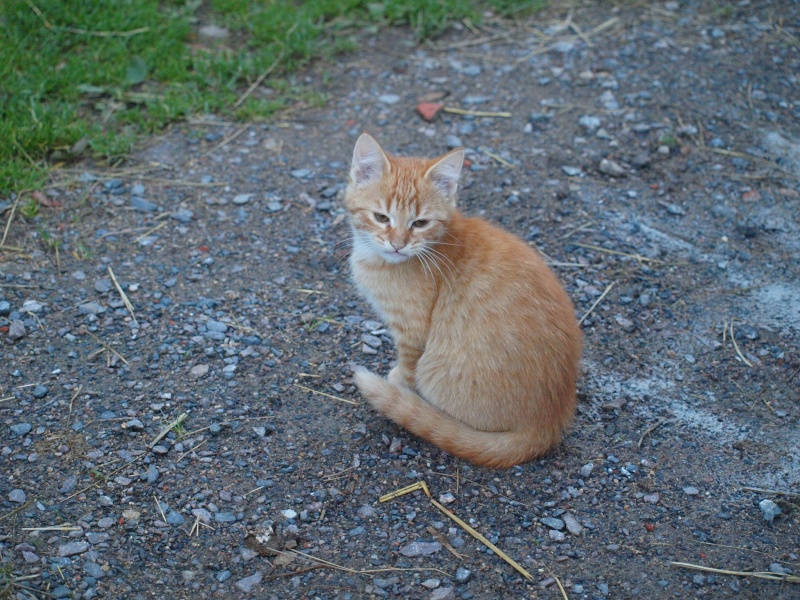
[381,250,412,264]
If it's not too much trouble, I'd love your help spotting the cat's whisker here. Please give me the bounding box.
[421,246,458,281]
[418,247,453,294]
[415,251,435,285]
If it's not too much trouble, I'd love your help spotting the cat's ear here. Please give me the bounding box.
[350,133,390,187]
[425,148,464,200]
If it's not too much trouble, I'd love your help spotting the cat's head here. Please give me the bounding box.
[345,133,464,264]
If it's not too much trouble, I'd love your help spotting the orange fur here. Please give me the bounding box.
[345,133,582,469]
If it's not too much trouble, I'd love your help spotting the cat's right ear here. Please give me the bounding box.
[350,133,390,187]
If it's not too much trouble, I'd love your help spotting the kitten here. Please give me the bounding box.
[345,133,582,469]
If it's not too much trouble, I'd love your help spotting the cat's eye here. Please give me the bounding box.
[412,219,429,228]
[373,212,390,223]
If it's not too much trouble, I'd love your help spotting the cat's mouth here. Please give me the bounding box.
[382,249,411,263]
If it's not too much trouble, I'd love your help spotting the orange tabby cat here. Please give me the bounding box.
[346,133,581,469]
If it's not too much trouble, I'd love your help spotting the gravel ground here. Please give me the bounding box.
[2,2,800,599]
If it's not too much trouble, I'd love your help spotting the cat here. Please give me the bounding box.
[345,133,582,469]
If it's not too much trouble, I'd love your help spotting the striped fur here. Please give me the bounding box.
[346,133,582,469]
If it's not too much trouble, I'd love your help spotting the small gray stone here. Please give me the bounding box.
[599,158,626,177]
[86,532,109,544]
[32,384,48,398]
[540,517,565,530]
[199,24,229,39]
[549,529,566,542]
[79,301,106,315]
[60,475,78,494]
[399,541,442,557]
[215,512,237,523]
[563,512,583,536]
[683,486,699,496]
[167,511,185,525]
[145,465,159,483]
[125,418,144,431]
[172,208,194,223]
[235,572,263,593]
[580,462,595,478]
[643,493,660,504]
[94,278,113,293]
[83,562,107,579]
[206,319,228,333]
[759,499,782,523]
[378,94,400,104]
[58,541,89,556]
[430,587,454,600]
[290,168,311,179]
[0,300,10,316]
[8,319,26,340]
[232,193,252,205]
[130,196,159,212]
[374,577,400,589]
[461,65,481,76]
[445,135,462,149]
[217,570,232,582]
[22,550,40,563]
[97,517,115,529]
[9,489,26,503]
[11,423,32,436]
[579,115,601,131]
[357,505,375,518]
[190,364,209,378]
[769,563,789,574]
[52,586,72,599]
[454,567,472,583]
[361,333,382,348]
[561,166,583,177]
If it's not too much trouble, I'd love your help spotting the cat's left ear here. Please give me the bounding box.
[350,133,390,187]
[425,149,464,200]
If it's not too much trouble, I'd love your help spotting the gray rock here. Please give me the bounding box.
[454,566,472,583]
[32,384,48,398]
[561,166,583,177]
[83,562,107,579]
[580,462,595,478]
[79,302,106,315]
[361,333,382,348]
[683,486,699,496]
[9,489,26,503]
[579,115,601,131]
[563,512,583,536]
[130,196,159,212]
[759,499,782,523]
[60,475,78,494]
[52,586,73,599]
[22,550,40,563]
[549,529,566,542]
[145,465,159,483]
[8,319,26,340]
[94,278,113,293]
[125,418,144,431]
[167,511,186,525]
[357,505,375,518]
[0,300,10,316]
[540,517,565,530]
[431,587,454,600]
[190,364,209,378]
[11,423,32,436]
[290,168,311,179]
[172,208,194,223]
[234,572,263,593]
[206,319,228,333]
[86,532,109,544]
[399,541,442,557]
[631,152,651,168]
[232,193,252,205]
[761,131,800,176]
[58,541,89,556]
[599,158,626,177]
[445,135,462,149]
[216,570,232,582]
[215,512,237,523]
[374,576,400,589]
[378,94,401,104]
[97,517,115,529]
[643,493,660,504]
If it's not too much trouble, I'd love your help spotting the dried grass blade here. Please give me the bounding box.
[108,266,138,325]
[150,413,187,448]
[379,482,427,503]
[429,496,533,581]
[579,281,615,325]
[671,562,800,583]
[443,107,512,118]
[729,320,753,367]
[293,383,357,405]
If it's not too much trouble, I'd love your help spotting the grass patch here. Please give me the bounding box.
[1,0,545,196]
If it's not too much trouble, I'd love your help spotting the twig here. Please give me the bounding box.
[479,148,514,167]
[108,266,138,325]
[21,525,81,532]
[293,384,357,406]
[579,281,615,325]
[728,320,753,367]
[671,562,800,583]
[80,328,129,366]
[154,495,167,522]
[426,525,463,559]
[150,413,187,448]
[637,418,673,448]
[0,396,16,403]
[554,574,570,599]
[281,547,450,578]
[740,486,800,498]
[380,481,533,581]
[133,220,168,243]
[201,124,250,157]
[233,49,285,109]
[574,243,665,264]
[443,107,512,118]
[1,192,23,247]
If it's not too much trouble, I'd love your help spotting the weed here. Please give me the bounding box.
[659,133,679,148]
[20,197,40,220]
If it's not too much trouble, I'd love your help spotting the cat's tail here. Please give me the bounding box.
[353,367,558,469]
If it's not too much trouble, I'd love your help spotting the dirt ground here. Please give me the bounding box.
[1,2,799,599]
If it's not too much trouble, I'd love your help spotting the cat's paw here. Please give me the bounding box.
[388,366,415,389]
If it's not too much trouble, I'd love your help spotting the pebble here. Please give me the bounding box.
[22,551,40,563]
[759,499,781,523]
[8,319,26,340]
[540,517,565,530]
[599,158,626,177]
[232,193,252,205]
[216,570,232,582]
[0,300,10,316]
[549,529,566,542]
[11,423,32,436]
[60,475,78,494]
[234,572,263,593]
[130,197,159,212]
[58,541,89,556]
[52,586,73,598]
[580,463,595,478]
[422,578,440,589]
[399,541,442,557]
[94,278,113,293]
[563,512,583,536]
[32,384,48,398]
[683,486,699,496]
[438,492,456,505]
[561,166,583,177]
[445,135,462,149]
[361,333,382,348]
[190,364,210,378]
[215,512,237,523]
[145,465,159,483]
[378,94,401,104]
[9,489,27,503]
[643,493,660,504]
[79,301,106,315]
[167,511,185,525]
[291,168,311,179]
[84,562,107,579]
[430,587,454,600]
[454,567,471,583]
[579,115,601,131]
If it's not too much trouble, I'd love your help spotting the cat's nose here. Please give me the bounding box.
[390,241,406,251]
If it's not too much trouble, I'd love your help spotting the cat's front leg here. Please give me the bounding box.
[388,341,423,389]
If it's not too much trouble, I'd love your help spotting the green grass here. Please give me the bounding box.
[1,0,545,196]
